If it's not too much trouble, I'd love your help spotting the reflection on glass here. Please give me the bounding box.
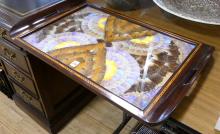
[23,7,195,110]
[0,0,62,15]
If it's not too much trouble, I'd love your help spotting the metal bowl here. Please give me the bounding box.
[153,0,220,25]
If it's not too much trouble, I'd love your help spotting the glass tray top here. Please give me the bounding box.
[23,7,195,110]
[0,0,62,16]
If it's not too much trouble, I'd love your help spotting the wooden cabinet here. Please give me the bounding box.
[0,32,95,134]
[11,81,44,113]
[0,61,13,98]
[3,60,38,97]
[0,39,30,73]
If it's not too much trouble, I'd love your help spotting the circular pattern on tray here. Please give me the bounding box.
[112,33,172,56]
[36,32,98,52]
[81,13,109,40]
[118,39,195,109]
[101,47,140,95]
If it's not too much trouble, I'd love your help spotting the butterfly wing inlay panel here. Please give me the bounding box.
[23,7,195,110]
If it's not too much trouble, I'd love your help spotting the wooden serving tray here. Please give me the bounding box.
[11,3,214,125]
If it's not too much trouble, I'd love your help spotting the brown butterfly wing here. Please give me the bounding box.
[105,16,155,42]
[48,43,106,83]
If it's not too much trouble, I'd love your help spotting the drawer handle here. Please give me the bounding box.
[21,91,32,101]
[12,71,25,83]
[0,28,6,38]
[183,68,198,86]
[3,47,16,60]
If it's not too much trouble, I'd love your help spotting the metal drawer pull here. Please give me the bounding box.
[12,71,25,83]
[21,91,32,101]
[0,28,6,38]
[2,47,16,60]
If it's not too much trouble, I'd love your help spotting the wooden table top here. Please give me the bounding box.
[88,0,220,133]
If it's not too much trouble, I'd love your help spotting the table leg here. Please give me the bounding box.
[113,112,132,134]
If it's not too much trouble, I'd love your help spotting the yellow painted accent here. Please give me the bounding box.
[54,41,80,49]
[98,17,107,30]
[130,36,154,44]
[104,60,117,80]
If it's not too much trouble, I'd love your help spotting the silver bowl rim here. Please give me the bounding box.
[153,0,220,25]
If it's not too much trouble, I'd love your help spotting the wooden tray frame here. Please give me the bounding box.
[10,3,214,125]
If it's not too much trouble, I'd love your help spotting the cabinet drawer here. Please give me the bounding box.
[0,38,30,74]
[3,60,38,98]
[11,81,43,113]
